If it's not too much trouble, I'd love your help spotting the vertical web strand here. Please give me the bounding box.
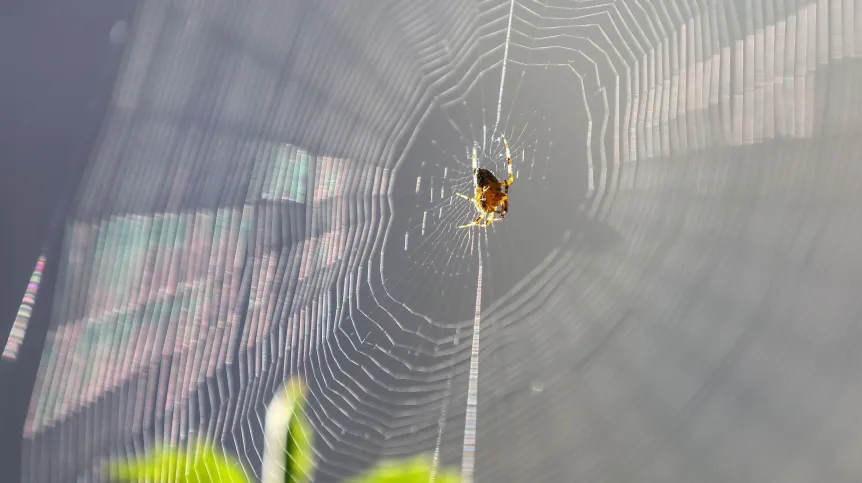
[460,239,482,483]
[462,2,514,479]
[493,0,516,134]
[430,375,453,483]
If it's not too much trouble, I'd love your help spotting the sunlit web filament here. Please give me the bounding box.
[3,255,47,361]
[430,375,454,483]
[493,0,516,134]
[461,1,514,479]
[460,244,482,482]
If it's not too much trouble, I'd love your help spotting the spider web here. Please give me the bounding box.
[13,0,862,482]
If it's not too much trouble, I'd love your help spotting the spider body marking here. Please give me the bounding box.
[455,137,513,228]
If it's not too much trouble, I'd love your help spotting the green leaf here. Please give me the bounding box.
[347,455,461,483]
[109,440,249,483]
[261,377,315,483]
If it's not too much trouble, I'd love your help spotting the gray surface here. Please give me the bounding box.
[21,0,862,482]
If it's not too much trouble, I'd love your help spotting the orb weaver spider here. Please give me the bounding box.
[456,136,513,228]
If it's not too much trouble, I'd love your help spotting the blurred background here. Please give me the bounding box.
[4,0,862,481]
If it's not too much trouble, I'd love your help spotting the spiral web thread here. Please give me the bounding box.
[16,0,862,482]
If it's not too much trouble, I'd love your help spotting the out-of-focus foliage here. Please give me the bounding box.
[346,456,461,483]
[109,440,248,483]
[109,378,459,483]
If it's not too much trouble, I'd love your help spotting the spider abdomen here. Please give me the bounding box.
[475,168,500,188]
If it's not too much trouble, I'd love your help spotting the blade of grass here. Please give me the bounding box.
[261,377,315,483]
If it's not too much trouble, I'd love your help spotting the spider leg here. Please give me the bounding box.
[481,212,503,227]
[455,193,472,202]
[458,213,484,229]
[472,147,478,188]
[502,136,513,185]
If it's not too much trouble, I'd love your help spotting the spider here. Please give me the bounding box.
[456,136,513,228]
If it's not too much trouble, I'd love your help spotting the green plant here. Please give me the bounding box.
[109,378,460,483]
[346,455,461,483]
[110,440,247,483]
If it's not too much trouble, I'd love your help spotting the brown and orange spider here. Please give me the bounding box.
[456,136,513,228]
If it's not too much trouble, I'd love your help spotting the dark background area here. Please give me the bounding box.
[1,0,136,479]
